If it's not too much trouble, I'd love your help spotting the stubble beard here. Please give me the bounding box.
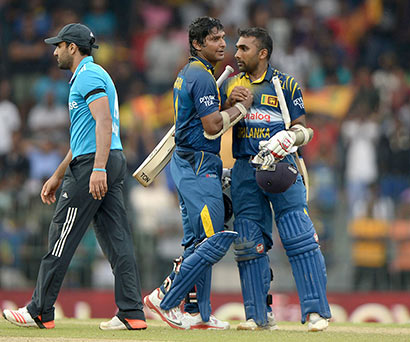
[57,56,73,70]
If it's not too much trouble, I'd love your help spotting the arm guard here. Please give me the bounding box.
[290,124,314,147]
[204,102,247,140]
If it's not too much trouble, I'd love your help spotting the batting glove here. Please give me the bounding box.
[255,141,275,167]
[258,130,296,162]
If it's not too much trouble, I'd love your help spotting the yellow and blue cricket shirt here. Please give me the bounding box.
[173,56,221,154]
[220,65,306,159]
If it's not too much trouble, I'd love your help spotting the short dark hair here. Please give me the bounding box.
[63,41,91,56]
[189,16,224,57]
[238,27,273,59]
[78,45,91,56]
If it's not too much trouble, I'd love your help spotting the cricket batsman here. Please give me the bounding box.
[220,27,331,332]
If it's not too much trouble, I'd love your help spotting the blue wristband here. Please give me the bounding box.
[93,168,106,172]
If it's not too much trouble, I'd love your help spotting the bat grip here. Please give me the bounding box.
[216,65,234,87]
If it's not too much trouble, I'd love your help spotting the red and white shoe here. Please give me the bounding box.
[144,288,190,330]
[186,313,230,330]
[99,315,147,330]
[3,307,55,329]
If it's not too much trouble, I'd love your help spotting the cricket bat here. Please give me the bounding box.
[272,76,310,201]
[133,65,234,186]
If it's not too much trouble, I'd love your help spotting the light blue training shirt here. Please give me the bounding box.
[68,56,122,159]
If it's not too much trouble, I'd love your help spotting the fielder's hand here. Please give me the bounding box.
[41,175,63,205]
[89,170,108,200]
[259,130,296,162]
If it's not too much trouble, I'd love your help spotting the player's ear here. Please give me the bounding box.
[259,48,268,60]
[192,39,202,52]
[68,42,77,54]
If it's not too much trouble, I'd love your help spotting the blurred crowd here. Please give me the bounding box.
[0,0,409,292]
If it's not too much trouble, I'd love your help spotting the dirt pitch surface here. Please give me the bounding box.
[1,318,410,342]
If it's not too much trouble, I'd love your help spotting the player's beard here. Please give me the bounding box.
[237,58,258,74]
[57,53,73,70]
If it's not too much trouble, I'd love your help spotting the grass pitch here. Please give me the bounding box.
[1,318,410,342]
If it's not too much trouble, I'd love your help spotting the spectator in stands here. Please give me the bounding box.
[32,65,70,106]
[7,14,48,105]
[27,91,69,143]
[83,0,117,38]
[0,79,21,157]
[25,135,62,196]
[144,23,186,94]
[341,108,380,219]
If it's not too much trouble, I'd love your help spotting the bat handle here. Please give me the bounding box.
[272,76,291,130]
[216,65,234,87]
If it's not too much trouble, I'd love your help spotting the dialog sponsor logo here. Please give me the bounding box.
[244,112,271,122]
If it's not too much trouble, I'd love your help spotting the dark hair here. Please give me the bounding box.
[238,27,273,59]
[78,45,92,56]
[189,16,224,56]
[64,41,91,56]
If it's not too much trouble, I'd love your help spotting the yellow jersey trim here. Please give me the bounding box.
[201,205,215,237]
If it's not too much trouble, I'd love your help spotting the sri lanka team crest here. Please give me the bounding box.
[261,94,278,107]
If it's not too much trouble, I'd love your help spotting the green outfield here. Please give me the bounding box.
[1,319,410,342]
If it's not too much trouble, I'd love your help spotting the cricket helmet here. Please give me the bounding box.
[255,163,298,193]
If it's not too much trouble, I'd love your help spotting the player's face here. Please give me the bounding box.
[53,42,73,70]
[198,28,226,65]
[235,36,261,73]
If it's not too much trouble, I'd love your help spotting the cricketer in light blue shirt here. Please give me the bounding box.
[68,56,122,159]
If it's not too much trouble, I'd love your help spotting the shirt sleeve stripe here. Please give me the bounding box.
[84,88,105,100]
[292,82,299,99]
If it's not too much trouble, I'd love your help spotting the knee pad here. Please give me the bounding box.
[161,231,237,318]
[233,218,272,327]
[277,211,331,323]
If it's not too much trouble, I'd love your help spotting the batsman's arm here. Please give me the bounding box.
[201,97,250,137]
[288,116,314,147]
[133,65,235,186]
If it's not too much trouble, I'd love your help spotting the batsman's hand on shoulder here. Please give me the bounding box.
[41,175,63,205]
[89,170,108,200]
[257,130,296,164]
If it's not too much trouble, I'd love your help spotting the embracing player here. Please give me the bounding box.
[220,27,331,332]
[143,16,253,330]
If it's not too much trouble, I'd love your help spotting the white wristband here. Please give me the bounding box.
[234,102,247,116]
[220,110,230,131]
[291,124,313,146]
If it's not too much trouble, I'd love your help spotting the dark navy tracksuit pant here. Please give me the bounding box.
[27,150,145,322]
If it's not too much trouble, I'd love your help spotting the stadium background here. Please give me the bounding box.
[0,0,409,323]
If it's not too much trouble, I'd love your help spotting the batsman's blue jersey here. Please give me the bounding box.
[220,65,306,159]
[173,56,221,154]
[68,56,122,159]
